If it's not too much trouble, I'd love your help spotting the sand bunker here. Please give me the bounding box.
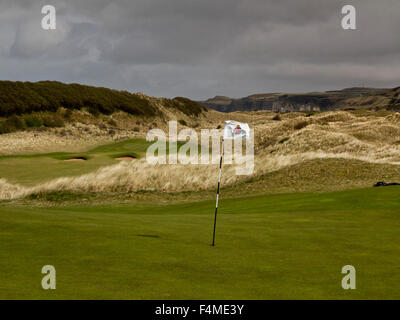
[115,156,136,161]
[63,157,87,162]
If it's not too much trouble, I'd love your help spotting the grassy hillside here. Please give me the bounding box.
[1,110,400,201]
[0,81,208,134]
[1,187,399,299]
[0,81,157,116]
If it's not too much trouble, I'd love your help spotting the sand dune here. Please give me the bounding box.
[1,111,400,200]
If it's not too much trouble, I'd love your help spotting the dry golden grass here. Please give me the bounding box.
[0,121,134,155]
[1,110,400,200]
[0,106,227,155]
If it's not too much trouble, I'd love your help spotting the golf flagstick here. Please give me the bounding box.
[212,137,224,246]
[211,120,249,246]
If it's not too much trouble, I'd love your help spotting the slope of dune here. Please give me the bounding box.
[0,110,400,201]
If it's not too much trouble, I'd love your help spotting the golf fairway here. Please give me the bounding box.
[0,187,399,299]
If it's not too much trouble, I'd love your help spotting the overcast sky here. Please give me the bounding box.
[1,0,400,99]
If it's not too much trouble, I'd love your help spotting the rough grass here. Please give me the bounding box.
[1,111,400,200]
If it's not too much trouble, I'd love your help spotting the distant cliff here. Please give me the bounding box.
[200,87,400,113]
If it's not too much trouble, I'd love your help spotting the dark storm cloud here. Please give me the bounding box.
[0,0,400,99]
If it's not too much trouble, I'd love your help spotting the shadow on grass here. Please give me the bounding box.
[136,234,160,239]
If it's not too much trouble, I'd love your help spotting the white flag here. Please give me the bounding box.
[223,121,250,140]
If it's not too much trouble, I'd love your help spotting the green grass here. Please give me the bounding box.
[1,187,399,299]
[87,138,153,154]
[0,139,204,186]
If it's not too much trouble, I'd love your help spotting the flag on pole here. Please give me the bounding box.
[223,120,250,140]
[212,120,251,246]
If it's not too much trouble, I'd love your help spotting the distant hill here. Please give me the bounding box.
[0,81,209,134]
[200,87,400,113]
[0,81,208,117]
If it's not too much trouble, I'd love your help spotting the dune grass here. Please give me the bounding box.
[0,187,399,299]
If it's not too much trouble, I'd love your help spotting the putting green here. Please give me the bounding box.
[0,187,399,299]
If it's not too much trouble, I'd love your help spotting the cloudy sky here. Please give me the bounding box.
[1,0,400,99]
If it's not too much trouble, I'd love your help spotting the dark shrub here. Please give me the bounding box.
[0,81,158,117]
[272,114,281,121]
[293,120,309,130]
[24,114,43,127]
[0,115,26,133]
[42,114,64,128]
[63,109,73,119]
[165,97,207,116]
[88,105,100,116]
[279,137,289,144]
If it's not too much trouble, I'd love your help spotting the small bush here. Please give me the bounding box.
[272,114,281,121]
[88,106,100,116]
[302,111,316,117]
[24,114,43,127]
[42,114,65,128]
[279,137,289,144]
[293,120,309,130]
[0,115,26,134]
[167,97,207,116]
[63,109,73,119]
